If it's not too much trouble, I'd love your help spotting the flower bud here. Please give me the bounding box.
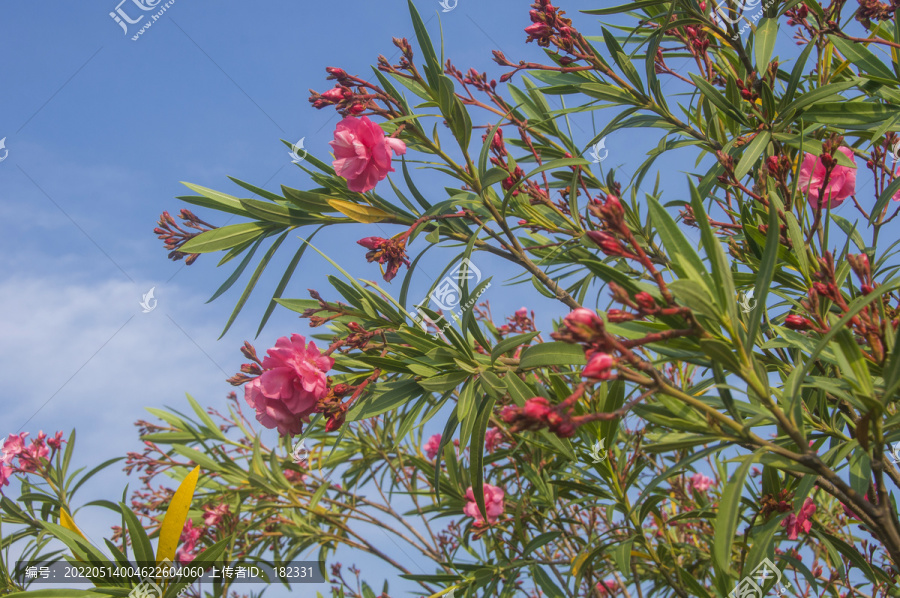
[523,397,552,420]
[634,292,657,311]
[500,405,519,423]
[784,315,812,330]
[582,352,616,380]
[326,67,347,78]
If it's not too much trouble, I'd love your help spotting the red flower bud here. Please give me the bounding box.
[348,103,366,114]
[523,397,552,420]
[582,352,616,380]
[321,87,346,102]
[784,315,812,330]
[634,292,657,311]
[326,67,346,78]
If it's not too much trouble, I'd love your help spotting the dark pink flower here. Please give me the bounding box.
[202,504,230,527]
[515,307,528,319]
[463,483,505,526]
[781,497,816,540]
[690,473,714,493]
[244,334,334,437]
[330,116,406,193]
[582,352,616,380]
[797,147,856,209]
[0,463,12,491]
[484,428,503,453]
[423,434,442,460]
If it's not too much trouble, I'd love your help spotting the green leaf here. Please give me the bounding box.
[690,74,750,126]
[829,35,896,80]
[647,195,710,289]
[120,503,154,565]
[754,18,779,68]
[746,188,782,346]
[801,101,896,126]
[713,451,761,576]
[868,174,900,225]
[407,0,441,88]
[180,222,273,254]
[734,131,771,181]
[218,230,289,338]
[490,332,540,363]
[518,342,586,370]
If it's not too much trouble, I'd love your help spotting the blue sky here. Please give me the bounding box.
[1,0,885,596]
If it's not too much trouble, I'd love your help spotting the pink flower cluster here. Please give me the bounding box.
[797,147,857,209]
[463,483,505,526]
[0,431,65,490]
[781,497,816,540]
[689,473,714,493]
[330,116,406,193]
[203,503,230,527]
[244,334,334,437]
[176,519,205,564]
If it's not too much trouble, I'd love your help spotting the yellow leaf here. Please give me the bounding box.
[327,199,392,223]
[60,508,86,539]
[155,465,200,565]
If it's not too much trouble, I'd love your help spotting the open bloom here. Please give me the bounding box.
[203,503,230,527]
[1,433,28,465]
[423,434,442,460]
[176,519,203,564]
[463,483,505,526]
[330,116,406,193]
[690,473,714,493]
[244,334,334,437]
[781,497,816,540]
[0,464,12,490]
[484,427,504,453]
[797,147,856,209]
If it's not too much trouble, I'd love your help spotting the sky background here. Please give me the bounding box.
[0,0,887,597]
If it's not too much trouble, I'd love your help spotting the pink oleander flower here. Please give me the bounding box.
[485,427,503,453]
[330,116,406,193]
[463,483,505,526]
[583,352,616,380]
[176,519,203,564]
[0,464,12,491]
[18,434,49,473]
[1,433,29,465]
[423,434,442,460]
[515,307,528,318]
[690,473,714,493]
[781,497,816,540]
[244,334,334,437]
[797,146,856,209]
[596,579,618,596]
[202,503,230,527]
